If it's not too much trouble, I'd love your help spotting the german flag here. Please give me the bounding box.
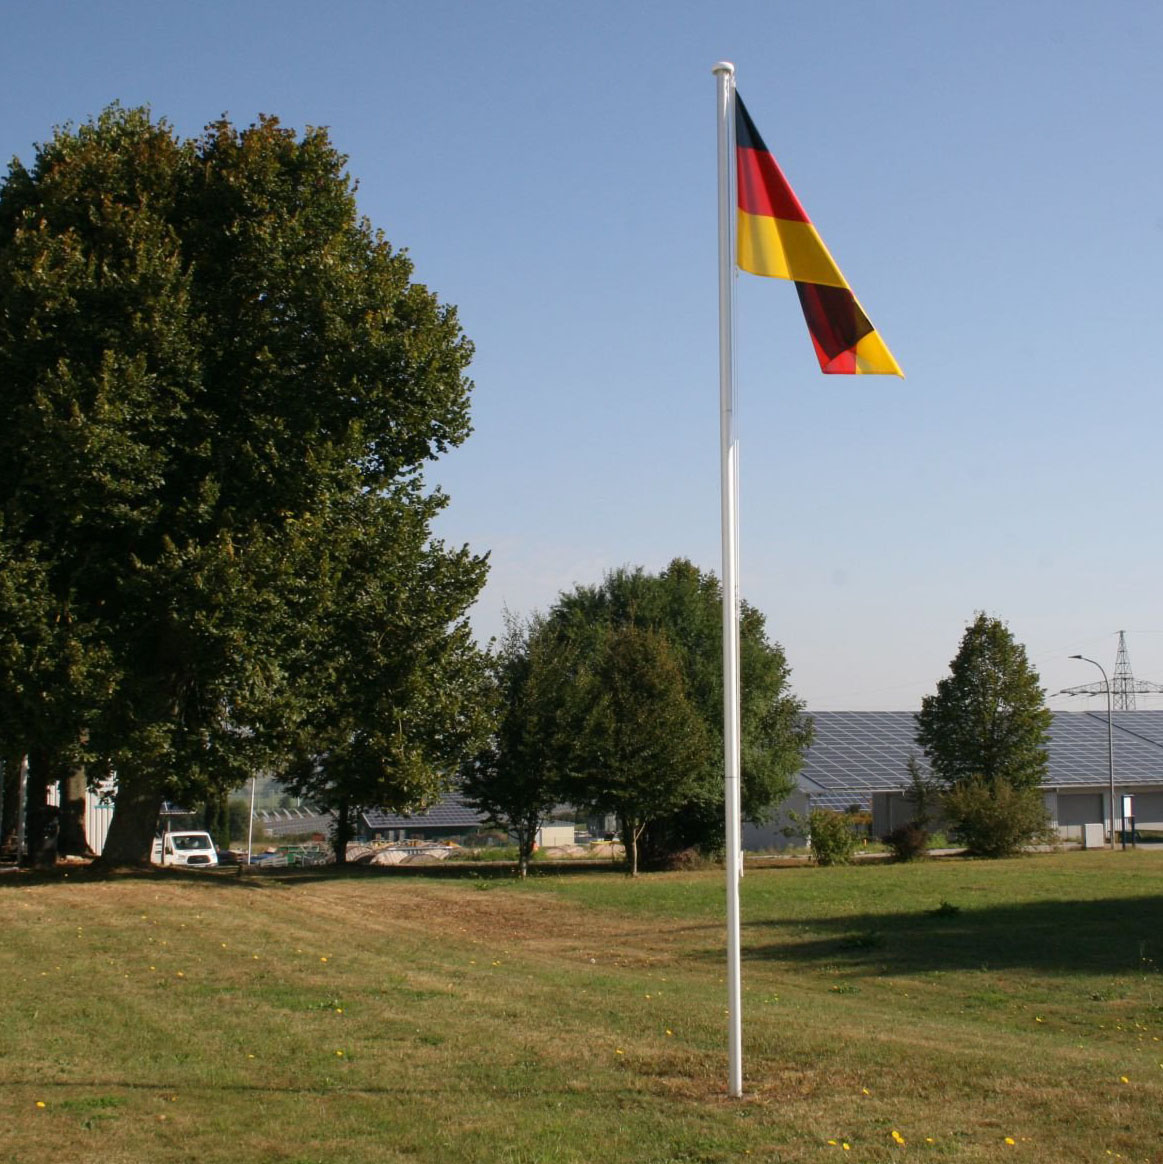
[736,95,902,376]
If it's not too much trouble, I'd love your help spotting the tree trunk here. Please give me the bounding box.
[23,752,53,867]
[97,770,163,866]
[332,798,352,865]
[0,752,21,852]
[58,762,96,858]
[627,818,644,877]
[517,824,534,879]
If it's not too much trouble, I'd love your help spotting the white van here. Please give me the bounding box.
[152,831,219,867]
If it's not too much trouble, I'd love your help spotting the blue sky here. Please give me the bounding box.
[4,0,1162,710]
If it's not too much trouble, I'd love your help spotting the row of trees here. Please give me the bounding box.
[0,105,813,872]
[0,105,489,863]
[461,560,812,875]
[0,105,1057,873]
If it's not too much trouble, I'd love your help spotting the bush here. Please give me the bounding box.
[883,822,929,862]
[658,847,711,872]
[809,809,860,866]
[942,777,1054,858]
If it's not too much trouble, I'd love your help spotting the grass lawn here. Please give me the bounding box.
[1,850,1161,1163]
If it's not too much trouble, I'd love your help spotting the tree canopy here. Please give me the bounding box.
[0,105,486,862]
[569,622,712,874]
[914,613,1051,791]
[480,559,811,866]
[459,612,576,877]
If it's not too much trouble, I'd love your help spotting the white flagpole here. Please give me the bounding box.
[713,59,743,1099]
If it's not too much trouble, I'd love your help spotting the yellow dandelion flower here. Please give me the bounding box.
[842,1144,850,1152]
[35,1101,46,1109]
[1120,1075,1129,1083]
[827,1141,838,1147]
[1005,1137,1016,1145]
[861,1088,870,1096]
[335,1050,344,1057]
[891,1130,906,1145]
[615,1049,624,1055]
[665,1029,673,1036]
[176,971,184,978]
[320,956,328,963]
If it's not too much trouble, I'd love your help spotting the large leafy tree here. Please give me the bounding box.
[535,558,811,863]
[278,489,490,864]
[0,106,485,863]
[570,623,712,875]
[915,613,1051,791]
[459,612,574,878]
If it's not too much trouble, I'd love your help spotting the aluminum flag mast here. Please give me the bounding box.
[713,54,903,1098]
[713,59,744,1100]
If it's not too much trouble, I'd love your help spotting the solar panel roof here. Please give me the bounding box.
[800,710,1163,795]
[361,792,487,832]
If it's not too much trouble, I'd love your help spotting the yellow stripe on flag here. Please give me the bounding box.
[736,210,848,288]
[851,327,904,376]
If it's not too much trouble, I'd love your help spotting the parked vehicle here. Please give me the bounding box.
[151,830,219,867]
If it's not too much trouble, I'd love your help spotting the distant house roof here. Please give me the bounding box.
[800,710,1163,796]
[361,792,487,833]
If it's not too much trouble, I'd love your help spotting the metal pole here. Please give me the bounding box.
[247,775,257,865]
[713,58,743,1100]
[1070,655,1116,850]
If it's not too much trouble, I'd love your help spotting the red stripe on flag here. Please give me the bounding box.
[736,146,811,223]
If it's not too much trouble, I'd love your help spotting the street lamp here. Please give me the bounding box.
[1068,654,1116,851]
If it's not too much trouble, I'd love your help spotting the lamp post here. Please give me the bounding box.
[1069,654,1116,851]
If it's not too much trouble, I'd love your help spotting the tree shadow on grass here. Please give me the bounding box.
[0,856,633,891]
[741,895,1163,978]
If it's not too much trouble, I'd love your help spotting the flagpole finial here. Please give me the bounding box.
[712,60,735,76]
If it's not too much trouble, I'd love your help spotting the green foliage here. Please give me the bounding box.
[459,613,574,876]
[532,559,811,862]
[808,808,860,866]
[570,623,712,875]
[942,776,1055,858]
[904,749,941,828]
[883,822,929,862]
[915,613,1051,793]
[226,798,253,844]
[0,106,485,861]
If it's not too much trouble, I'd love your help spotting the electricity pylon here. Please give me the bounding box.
[1060,631,1163,709]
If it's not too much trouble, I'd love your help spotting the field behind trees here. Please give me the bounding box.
[2,852,1162,1163]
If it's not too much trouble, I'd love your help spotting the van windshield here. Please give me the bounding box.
[171,834,212,851]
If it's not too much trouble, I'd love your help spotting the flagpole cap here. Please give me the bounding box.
[712,61,735,76]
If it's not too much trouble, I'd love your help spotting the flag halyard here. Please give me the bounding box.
[735,94,903,377]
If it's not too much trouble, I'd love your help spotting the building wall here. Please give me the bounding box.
[876,785,1163,843]
[535,824,576,848]
[871,792,950,838]
[741,791,810,851]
